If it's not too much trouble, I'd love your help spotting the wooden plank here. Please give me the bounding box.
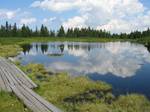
[0,67,12,92]
[22,84,62,112]
[1,67,15,86]
[4,59,37,88]
[0,57,62,112]
[10,85,42,112]
[0,60,26,86]
[17,85,50,112]
[11,64,37,88]
[0,58,30,85]
[0,58,37,88]
[0,68,7,91]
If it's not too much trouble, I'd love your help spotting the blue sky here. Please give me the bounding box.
[0,0,150,33]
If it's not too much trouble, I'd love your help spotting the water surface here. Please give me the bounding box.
[16,42,150,98]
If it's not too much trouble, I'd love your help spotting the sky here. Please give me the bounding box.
[0,0,150,33]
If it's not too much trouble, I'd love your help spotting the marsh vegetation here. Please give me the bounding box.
[1,63,149,112]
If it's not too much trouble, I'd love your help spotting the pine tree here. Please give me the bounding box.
[33,26,40,37]
[49,30,55,37]
[5,21,9,37]
[40,24,49,37]
[12,23,17,37]
[57,26,65,37]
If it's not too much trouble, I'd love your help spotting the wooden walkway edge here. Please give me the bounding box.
[0,57,62,112]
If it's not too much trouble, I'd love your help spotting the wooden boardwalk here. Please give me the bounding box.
[0,57,62,112]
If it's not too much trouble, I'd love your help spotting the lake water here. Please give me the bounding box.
[16,42,150,98]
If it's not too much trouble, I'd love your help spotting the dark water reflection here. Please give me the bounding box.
[16,42,150,98]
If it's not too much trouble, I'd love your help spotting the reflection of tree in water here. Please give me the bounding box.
[35,44,38,52]
[68,44,73,50]
[59,44,64,53]
[67,44,97,52]
[145,43,150,53]
[21,44,33,55]
[74,45,80,50]
[41,44,48,54]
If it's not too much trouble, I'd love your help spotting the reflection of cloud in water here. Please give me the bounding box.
[48,42,150,78]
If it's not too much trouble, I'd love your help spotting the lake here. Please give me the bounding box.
[15,42,150,98]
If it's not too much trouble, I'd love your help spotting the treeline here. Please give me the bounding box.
[0,21,150,38]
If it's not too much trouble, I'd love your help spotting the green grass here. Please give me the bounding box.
[0,37,150,48]
[0,91,31,112]
[111,94,150,112]
[0,37,121,45]
[0,44,22,58]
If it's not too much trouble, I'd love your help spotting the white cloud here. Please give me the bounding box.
[63,16,87,29]
[20,18,37,25]
[0,9,20,19]
[31,0,144,13]
[43,17,56,24]
[97,19,132,33]
[31,0,150,33]
[31,0,81,12]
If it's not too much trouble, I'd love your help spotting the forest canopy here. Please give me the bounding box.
[0,21,150,38]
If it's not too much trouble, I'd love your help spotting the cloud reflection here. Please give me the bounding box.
[47,42,150,78]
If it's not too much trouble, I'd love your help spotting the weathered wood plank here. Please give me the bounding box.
[0,68,7,91]
[17,85,50,112]
[7,60,37,88]
[0,57,62,112]
[10,85,42,112]
[12,64,37,88]
[1,67,15,86]
[22,84,62,112]
[0,58,37,88]
[0,67,12,92]
[0,60,27,87]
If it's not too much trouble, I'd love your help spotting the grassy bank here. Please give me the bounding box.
[0,37,122,45]
[0,44,22,57]
[0,37,150,46]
